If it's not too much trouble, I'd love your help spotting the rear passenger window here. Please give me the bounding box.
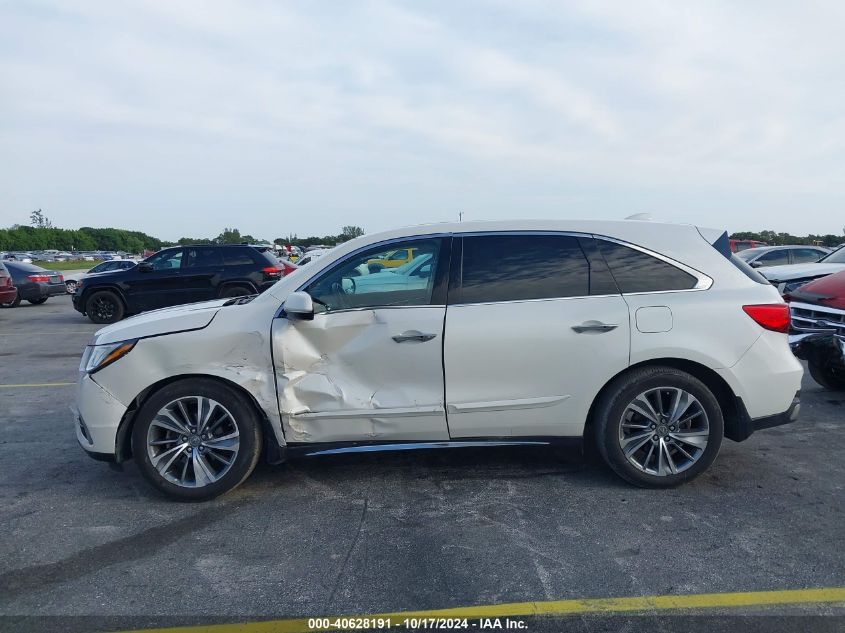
[596,240,697,293]
[459,235,589,304]
[223,248,255,266]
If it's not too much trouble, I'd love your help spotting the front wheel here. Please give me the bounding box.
[65,281,77,294]
[28,297,48,305]
[85,290,125,324]
[131,378,263,501]
[594,366,724,488]
[808,359,845,391]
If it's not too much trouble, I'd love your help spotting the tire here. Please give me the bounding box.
[28,297,48,305]
[0,292,20,308]
[219,285,252,299]
[85,290,125,324]
[131,378,263,501]
[594,366,724,488]
[808,359,845,391]
[65,281,77,294]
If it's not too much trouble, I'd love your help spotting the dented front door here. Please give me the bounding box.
[270,236,451,444]
[271,308,448,443]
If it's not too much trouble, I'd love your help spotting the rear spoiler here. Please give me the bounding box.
[697,227,731,259]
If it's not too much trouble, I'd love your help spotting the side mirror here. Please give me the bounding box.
[285,291,314,320]
[750,261,762,268]
[138,262,153,273]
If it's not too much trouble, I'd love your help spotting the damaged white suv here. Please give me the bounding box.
[75,220,803,499]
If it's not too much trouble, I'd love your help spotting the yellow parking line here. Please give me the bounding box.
[121,587,845,633]
[0,382,75,388]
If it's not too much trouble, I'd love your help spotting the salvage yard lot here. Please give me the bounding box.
[1,295,843,631]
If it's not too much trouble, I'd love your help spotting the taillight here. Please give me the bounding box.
[281,262,297,276]
[262,266,283,279]
[28,274,50,282]
[742,304,790,333]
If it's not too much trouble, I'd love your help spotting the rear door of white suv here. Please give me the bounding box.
[443,233,631,438]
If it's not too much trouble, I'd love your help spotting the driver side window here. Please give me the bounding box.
[305,239,442,313]
[146,249,184,271]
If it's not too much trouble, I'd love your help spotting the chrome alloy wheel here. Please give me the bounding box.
[618,387,709,476]
[146,396,240,488]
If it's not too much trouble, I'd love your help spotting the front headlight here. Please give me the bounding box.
[79,339,137,374]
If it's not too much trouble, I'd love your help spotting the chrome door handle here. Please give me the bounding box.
[392,330,437,343]
[572,321,619,334]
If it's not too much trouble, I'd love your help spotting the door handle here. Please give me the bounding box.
[392,330,437,343]
[571,321,619,334]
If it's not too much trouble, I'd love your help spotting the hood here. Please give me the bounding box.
[785,270,845,311]
[761,262,845,282]
[94,298,228,344]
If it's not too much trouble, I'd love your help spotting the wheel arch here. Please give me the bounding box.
[217,280,258,296]
[114,373,283,464]
[584,358,745,443]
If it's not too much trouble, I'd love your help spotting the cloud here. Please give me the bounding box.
[0,0,843,238]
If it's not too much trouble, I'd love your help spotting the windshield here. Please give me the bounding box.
[736,249,763,261]
[819,246,845,264]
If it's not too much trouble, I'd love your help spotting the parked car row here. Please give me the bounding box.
[1,250,137,263]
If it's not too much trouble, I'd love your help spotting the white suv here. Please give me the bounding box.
[75,220,803,499]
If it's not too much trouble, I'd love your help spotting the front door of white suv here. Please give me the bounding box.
[271,237,451,444]
[444,233,631,438]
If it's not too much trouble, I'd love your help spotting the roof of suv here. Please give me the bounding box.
[335,219,723,273]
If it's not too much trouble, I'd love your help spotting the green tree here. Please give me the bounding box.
[30,208,52,229]
[215,227,242,244]
[340,225,365,241]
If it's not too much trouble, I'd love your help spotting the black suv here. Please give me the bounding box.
[72,245,284,323]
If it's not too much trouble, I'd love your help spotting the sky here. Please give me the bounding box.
[1,0,843,241]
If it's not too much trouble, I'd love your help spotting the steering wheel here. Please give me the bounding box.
[330,277,356,308]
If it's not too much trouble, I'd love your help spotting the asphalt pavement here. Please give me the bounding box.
[1,295,843,632]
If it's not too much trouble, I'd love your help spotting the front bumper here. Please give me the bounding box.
[75,373,129,459]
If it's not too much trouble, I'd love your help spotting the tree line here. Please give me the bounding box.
[731,229,844,247]
[1,210,367,253]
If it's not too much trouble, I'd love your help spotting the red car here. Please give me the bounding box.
[786,270,845,390]
[729,239,768,253]
[0,261,18,306]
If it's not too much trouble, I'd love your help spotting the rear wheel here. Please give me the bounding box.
[132,378,263,501]
[65,280,78,294]
[28,297,48,305]
[85,290,124,324]
[594,366,723,488]
[808,359,845,391]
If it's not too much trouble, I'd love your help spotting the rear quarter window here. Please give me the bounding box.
[596,239,698,293]
[222,248,258,266]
